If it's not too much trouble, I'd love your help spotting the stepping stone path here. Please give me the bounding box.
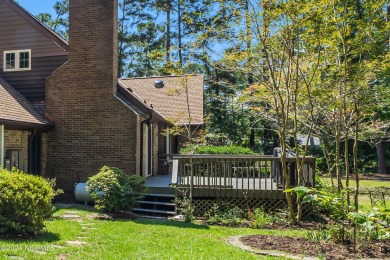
[31,250,46,255]
[57,253,69,260]
[55,211,98,257]
[6,256,24,260]
[62,214,81,219]
[66,241,88,246]
[52,245,66,249]
[82,227,98,230]
[77,236,90,240]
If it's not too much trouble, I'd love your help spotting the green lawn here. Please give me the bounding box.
[0,206,304,260]
[319,176,390,210]
[320,176,390,190]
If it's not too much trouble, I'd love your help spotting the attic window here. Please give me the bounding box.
[3,50,31,72]
[154,80,164,88]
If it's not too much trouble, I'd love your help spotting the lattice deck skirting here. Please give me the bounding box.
[190,198,287,216]
[179,197,313,219]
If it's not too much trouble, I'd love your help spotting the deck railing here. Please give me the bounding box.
[171,155,315,199]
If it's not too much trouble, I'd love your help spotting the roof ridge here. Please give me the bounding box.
[120,74,201,80]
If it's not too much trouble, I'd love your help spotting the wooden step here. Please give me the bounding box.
[132,208,176,215]
[137,201,175,206]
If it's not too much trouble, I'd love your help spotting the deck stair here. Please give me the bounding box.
[133,193,176,217]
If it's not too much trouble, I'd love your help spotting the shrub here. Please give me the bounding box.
[249,208,274,228]
[86,166,149,212]
[0,168,59,235]
[205,203,247,226]
[180,145,256,155]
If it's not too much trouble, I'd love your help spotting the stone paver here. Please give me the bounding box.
[31,250,47,255]
[62,214,81,219]
[51,245,66,249]
[57,253,69,260]
[6,256,24,260]
[66,240,88,246]
[77,236,90,239]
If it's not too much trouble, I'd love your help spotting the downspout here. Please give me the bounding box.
[140,113,153,176]
[28,129,37,174]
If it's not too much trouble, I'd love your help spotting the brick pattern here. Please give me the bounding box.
[46,0,138,193]
[4,130,29,172]
[40,133,48,176]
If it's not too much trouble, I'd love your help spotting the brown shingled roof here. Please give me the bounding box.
[0,77,49,128]
[119,75,204,125]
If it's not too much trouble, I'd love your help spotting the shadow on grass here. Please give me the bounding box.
[112,218,210,230]
[0,231,60,243]
[53,203,97,213]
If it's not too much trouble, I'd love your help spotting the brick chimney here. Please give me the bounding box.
[46,0,138,195]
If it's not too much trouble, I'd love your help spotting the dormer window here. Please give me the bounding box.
[3,50,31,72]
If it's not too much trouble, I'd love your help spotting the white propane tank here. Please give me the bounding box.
[74,183,93,203]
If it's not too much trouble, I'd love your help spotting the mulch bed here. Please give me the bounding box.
[240,235,390,259]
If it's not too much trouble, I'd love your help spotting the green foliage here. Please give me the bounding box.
[205,203,247,227]
[0,168,60,235]
[174,196,194,223]
[311,191,347,220]
[180,144,255,155]
[86,166,148,212]
[249,208,274,228]
[348,208,390,241]
[305,229,331,243]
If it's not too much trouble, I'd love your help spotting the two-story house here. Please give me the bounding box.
[0,0,204,199]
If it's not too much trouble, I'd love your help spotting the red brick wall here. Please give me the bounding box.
[46,0,138,193]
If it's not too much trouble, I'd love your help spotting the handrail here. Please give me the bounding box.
[171,155,316,199]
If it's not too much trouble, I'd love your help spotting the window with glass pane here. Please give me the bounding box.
[19,52,29,69]
[5,53,15,70]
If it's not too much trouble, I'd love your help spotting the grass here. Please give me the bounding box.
[319,176,390,210]
[0,206,305,260]
[320,176,390,190]
[3,178,389,259]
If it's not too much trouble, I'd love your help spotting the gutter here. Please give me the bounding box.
[0,119,53,131]
[28,129,37,174]
[140,113,153,176]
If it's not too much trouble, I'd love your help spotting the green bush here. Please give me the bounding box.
[205,203,247,226]
[180,145,256,155]
[249,208,274,228]
[86,166,149,212]
[0,168,59,235]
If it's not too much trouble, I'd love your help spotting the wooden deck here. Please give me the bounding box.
[148,154,315,200]
[171,155,315,200]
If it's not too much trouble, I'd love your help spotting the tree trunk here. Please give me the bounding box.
[376,139,387,174]
[166,1,171,65]
[353,103,360,211]
[177,0,183,68]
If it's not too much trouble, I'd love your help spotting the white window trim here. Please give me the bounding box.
[3,49,32,72]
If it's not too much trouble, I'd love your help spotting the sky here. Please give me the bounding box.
[17,1,57,16]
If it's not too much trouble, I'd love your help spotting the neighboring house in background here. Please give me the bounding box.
[0,0,204,198]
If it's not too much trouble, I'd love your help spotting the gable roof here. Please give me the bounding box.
[119,75,204,125]
[3,0,68,51]
[0,77,50,128]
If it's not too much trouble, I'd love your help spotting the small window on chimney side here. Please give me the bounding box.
[3,49,31,72]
